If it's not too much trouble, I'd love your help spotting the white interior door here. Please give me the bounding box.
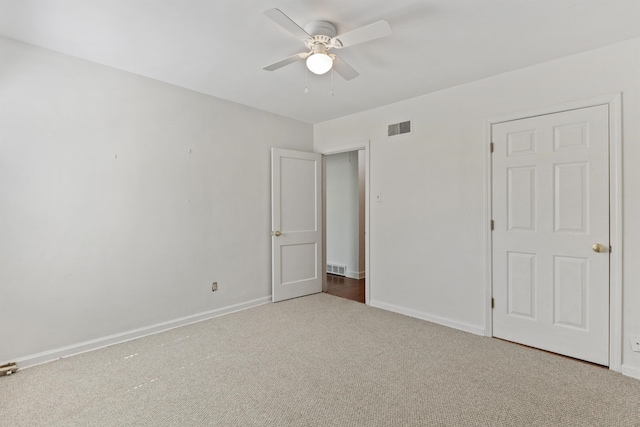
[271,148,322,302]
[492,105,610,365]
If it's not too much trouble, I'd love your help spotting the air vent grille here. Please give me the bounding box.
[327,263,347,276]
[388,120,411,137]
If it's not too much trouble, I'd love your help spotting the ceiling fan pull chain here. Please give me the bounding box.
[304,67,309,93]
[330,68,334,96]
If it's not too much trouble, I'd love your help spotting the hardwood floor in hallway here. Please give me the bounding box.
[325,274,365,303]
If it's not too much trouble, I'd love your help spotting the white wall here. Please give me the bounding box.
[0,38,313,365]
[326,152,360,278]
[314,38,640,378]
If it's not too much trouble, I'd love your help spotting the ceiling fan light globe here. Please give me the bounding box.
[306,53,333,75]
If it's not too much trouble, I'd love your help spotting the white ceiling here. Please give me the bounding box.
[1,0,639,124]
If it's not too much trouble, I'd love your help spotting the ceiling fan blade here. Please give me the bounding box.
[332,20,391,48]
[332,56,359,81]
[263,53,308,71]
[263,8,311,41]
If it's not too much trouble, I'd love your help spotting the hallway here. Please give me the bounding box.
[325,275,365,303]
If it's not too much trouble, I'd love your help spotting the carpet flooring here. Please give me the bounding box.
[2,293,639,426]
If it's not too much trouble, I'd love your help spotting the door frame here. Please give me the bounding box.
[318,140,371,304]
[483,93,623,371]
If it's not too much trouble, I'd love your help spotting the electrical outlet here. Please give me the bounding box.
[631,335,640,352]
[211,282,218,292]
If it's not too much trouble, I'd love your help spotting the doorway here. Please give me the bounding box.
[270,141,370,305]
[324,150,366,303]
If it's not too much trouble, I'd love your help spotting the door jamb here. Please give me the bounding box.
[318,140,371,305]
[483,93,623,372]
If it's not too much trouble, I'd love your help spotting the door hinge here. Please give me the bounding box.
[491,220,494,230]
[490,142,494,153]
[491,298,495,309]
[610,245,612,253]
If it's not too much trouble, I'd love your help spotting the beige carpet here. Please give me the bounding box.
[2,293,639,426]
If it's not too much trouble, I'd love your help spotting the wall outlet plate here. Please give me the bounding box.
[630,335,640,352]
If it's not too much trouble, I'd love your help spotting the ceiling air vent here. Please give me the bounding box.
[388,120,412,137]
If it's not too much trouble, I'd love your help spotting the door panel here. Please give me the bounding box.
[554,256,587,328]
[555,162,588,232]
[507,251,535,318]
[271,148,322,302]
[492,105,609,365]
[507,167,536,230]
[280,156,317,232]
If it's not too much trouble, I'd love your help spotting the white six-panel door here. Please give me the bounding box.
[271,148,323,302]
[492,105,610,365]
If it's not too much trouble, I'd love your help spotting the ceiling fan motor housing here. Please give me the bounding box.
[304,21,337,38]
[303,21,338,50]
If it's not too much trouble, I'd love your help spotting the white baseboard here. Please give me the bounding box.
[621,364,640,380]
[369,299,485,336]
[346,270,365,279]
[16,296,271,369]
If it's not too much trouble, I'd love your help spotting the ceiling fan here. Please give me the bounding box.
[262,8,391,81]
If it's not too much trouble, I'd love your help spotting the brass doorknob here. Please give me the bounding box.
[592,243,606,253]
[272,231,282,237]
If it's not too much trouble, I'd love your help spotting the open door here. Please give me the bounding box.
[271,148,322,302]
